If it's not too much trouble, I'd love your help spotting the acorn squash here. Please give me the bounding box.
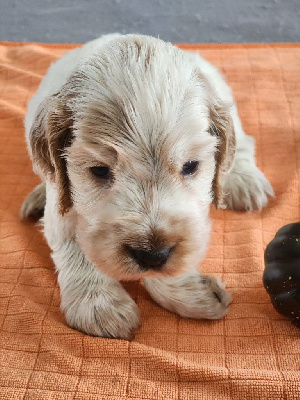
[263,222,300,327]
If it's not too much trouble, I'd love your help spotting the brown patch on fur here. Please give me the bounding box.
[30,94,73,215]
[67,141,118,168]
[122,223,181,254]
[118,36,153,69]
[132,39,153,66]
[210,104,236,209]
[194,72,236,208]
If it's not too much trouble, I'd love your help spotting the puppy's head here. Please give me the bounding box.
[30,35,235,280]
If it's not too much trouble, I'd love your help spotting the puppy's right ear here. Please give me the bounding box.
[29,93,73,215]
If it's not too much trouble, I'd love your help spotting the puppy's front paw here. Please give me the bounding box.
[63,287,140,340]
[199,275,232,319]
[224,161,274,211]
[144,271,232,320]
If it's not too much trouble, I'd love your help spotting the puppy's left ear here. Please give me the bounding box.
[208,92,236,209]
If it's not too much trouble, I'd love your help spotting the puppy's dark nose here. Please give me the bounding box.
[128,247,172,270]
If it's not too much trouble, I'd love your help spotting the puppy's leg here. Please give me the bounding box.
[143,271,232,320]
[53,238,140,339]
[20,182,46,219]
[42,183,139,339]
[224,106,274,211]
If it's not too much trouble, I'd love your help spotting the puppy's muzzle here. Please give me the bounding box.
[128,246,172,271]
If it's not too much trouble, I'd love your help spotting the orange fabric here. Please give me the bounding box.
[0,41,299,399]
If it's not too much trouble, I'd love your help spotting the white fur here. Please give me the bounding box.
[22,34,273,339]
[144,272,232,320]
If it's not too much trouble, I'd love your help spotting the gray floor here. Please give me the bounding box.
[0,0,299,44]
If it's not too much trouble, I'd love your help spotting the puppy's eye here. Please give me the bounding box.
[181,161,199,176]
[90,166,111,179]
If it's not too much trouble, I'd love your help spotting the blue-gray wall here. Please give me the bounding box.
[0,0,299,43]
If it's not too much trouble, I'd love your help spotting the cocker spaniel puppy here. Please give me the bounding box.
[21,34,273,339]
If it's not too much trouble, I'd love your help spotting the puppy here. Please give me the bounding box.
[21,34,273,339]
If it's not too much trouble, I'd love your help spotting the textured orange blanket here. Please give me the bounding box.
[0,41,299,400]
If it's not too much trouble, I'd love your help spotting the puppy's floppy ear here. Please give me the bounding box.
[29,93,73,215]
[208,91,236,209]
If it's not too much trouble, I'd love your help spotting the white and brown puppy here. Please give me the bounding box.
[21,34,273,339]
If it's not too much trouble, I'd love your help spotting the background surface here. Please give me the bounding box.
[0,0,299,44]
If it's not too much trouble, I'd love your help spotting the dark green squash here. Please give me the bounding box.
[263,222,300,327]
